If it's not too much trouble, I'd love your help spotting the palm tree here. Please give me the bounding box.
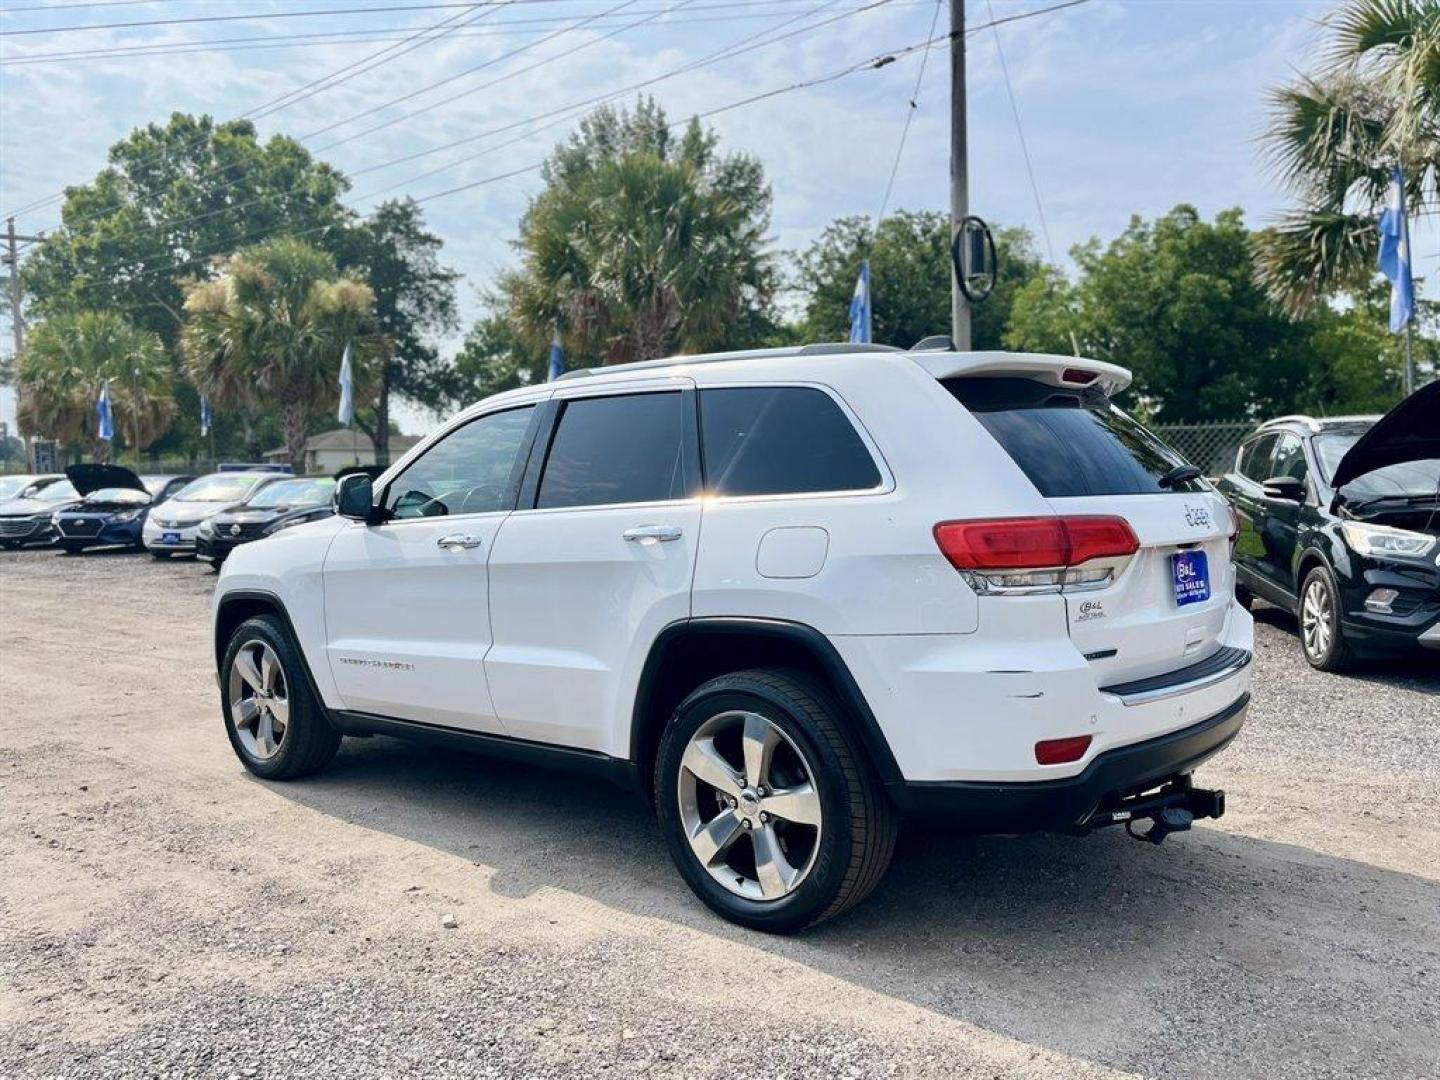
[503,102,776,366]
[17,311,175,462]
[1257,0,1440,315]
[182,237,385,473]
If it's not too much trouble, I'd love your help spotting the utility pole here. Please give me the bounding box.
[950,0,970,350]
[4,217,43,470]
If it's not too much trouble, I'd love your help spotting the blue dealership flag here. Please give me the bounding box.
[199,394,213,437]
[96,379,114,441]
[1378,166,1416,332]
[848,260,872,344]
[336,340,355,425]
[547,331,565,382]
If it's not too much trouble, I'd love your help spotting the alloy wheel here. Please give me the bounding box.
[228,639,290,760]
[676,710,823,902]
[1301,578,1333,661]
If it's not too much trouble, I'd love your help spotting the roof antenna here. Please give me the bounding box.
[910,335,956,352]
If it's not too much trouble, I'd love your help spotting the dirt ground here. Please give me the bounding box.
[1,547,1437,1079]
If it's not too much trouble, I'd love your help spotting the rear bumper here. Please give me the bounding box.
[887,693,1248,833]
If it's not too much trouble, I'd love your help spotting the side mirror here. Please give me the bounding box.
[335,473,380,522]
[1262,475,1305,502]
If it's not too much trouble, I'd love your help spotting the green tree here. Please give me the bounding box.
[181,238,386,473]
[17,311,175,461]
[502,99,778,367]
[793,212,1050,349]
[1006,205,1417,421]
[448,312,546,406]
[333,198,461,463]
[1256,0,1440,313]
[23,113,354,346]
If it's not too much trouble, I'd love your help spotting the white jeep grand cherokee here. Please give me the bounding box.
[213,344,1253,932]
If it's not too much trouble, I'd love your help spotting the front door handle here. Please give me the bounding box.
[622,524,683,544]
[436,533,483,551]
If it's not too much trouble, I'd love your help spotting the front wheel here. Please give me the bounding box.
[220,615,340,779]
[1299,564,1355,672]
[655,669,896,933]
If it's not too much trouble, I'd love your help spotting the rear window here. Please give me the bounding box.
[943,377,1205,497]
[699,387,881,497]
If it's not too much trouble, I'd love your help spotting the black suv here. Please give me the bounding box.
[1215,382,1439,670]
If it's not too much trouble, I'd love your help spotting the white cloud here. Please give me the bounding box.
[2,0,1347,433]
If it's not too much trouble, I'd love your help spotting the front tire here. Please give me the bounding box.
[655,669,896,933]
[1299,564,1355,672]
[220,615,340,780]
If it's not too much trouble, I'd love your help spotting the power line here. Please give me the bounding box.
[0,0,883,62]
[0,1,602,36]
[874,0,939,224]
[303,0,652,143]
[984,0,1056,260]
[247,2,499,121]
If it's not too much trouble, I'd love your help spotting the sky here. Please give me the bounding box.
[0,0,1355,435]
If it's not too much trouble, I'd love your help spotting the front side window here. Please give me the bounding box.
[385,405,535,519]
[700,387,881,497]
[537,392,686,509]
[1270,433,1309,483]
[1239,434,1280,483]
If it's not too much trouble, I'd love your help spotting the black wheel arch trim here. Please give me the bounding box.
[214,589,330,715]
[629,617,903,783]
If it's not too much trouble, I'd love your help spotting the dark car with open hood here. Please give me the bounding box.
[1217,380,1439,670]
[195,475,337,567]
[51,466,195,553]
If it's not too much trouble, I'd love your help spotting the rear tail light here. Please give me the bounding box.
[1061,367,1098,385]
[1226,504,1240,547]
[1035,735,1092,765]
[934,516,1138,595]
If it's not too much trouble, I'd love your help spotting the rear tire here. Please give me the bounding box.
[655,668,896,933]
[220,615,340,780]
[1299,564,1355,672]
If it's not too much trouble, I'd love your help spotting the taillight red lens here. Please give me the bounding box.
[1061,367,1098,385]
[934,516,1138,571]
[1227,504,1241,542]
[1035,735,1092,765]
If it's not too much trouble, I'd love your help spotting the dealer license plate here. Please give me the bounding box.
[1171,550,1210,607]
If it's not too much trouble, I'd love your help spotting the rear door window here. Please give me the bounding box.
[699,386,881,496]
[537,392,687,509]
[943,377,1205,497]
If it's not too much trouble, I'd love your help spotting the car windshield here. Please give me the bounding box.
[172,474,267,503]
[0,476,35,500]
[1315,432,1440,498]
[84,487,150,505]
[32,480,78,504]
[141,476,177,495]
[245,477,335,508]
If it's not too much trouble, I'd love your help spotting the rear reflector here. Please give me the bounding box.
[1035,735,1092,765]
[934,516,1138,571]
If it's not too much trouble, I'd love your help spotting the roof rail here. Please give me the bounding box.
[1256,414,1322,433]
[555,341,903,381]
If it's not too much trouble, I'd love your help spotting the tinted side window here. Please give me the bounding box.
[1239,433,1280,482]
[537,393,686,509]
[700,387,881,497]
[385,405,535,519]
[1270,433,1309,483]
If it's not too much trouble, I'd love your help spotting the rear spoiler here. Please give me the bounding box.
[908,351,1132,397]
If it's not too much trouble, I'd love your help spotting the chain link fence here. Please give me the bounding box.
[1152,421,1256,477]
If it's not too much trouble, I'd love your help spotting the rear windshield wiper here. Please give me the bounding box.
[1158,464,1203,488]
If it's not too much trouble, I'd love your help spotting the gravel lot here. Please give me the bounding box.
[2,547,1437,1080]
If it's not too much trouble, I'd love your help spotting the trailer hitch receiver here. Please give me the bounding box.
[1086,779,1225,844]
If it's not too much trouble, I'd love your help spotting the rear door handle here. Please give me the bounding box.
[436,533,483,551]
[622,524,683,544]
